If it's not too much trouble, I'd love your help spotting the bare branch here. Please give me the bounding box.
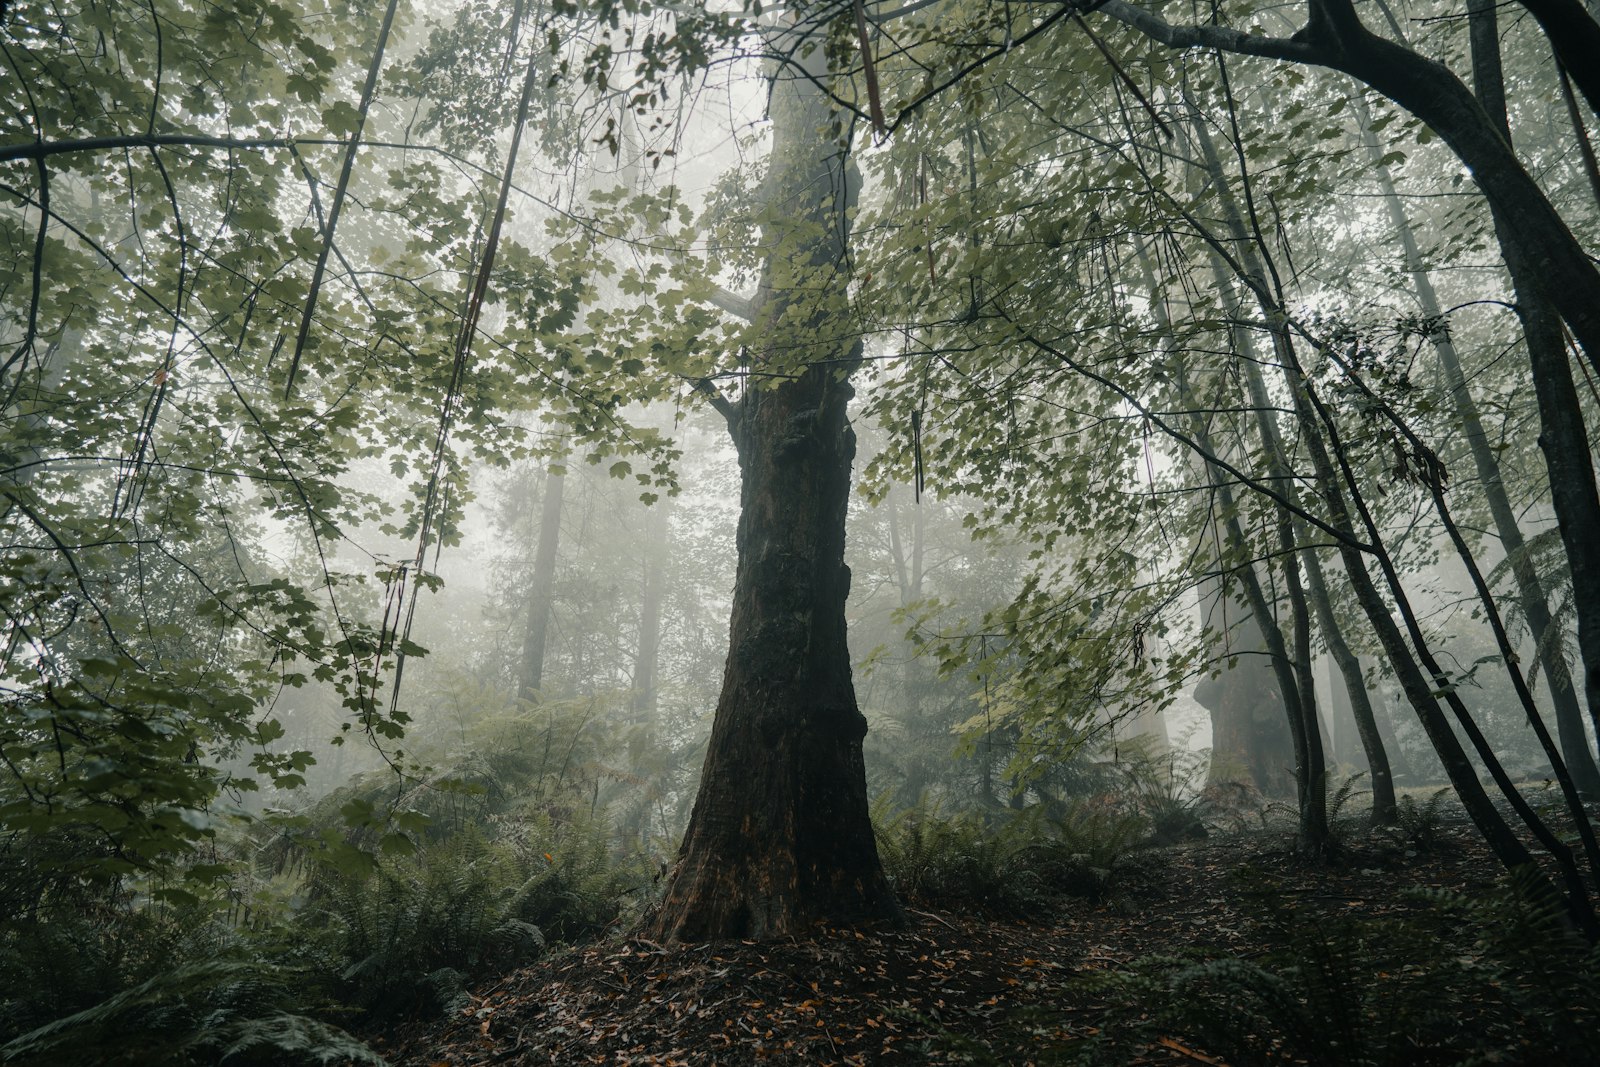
[706,285,757,321]
[692,376,742,436]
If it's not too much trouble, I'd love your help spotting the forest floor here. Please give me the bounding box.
[379,820,1505,1066]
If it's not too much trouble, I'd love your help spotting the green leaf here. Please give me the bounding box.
[321,100,363,137]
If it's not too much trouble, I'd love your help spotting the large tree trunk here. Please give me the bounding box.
[645,360,900,940]
[643,22,900,942]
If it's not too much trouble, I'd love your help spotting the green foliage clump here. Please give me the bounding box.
[876,806,1034,915]
[3,894,205,1047]
[875,800,1150,915]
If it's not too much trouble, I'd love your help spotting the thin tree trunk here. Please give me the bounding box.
[621,497,670,851]
[1105,0,1600,371]
[1185,125,1595,926]
[1134,242,1295,798]
[631,497,670,729]
[1299,532,1398,825]
[1281,332,1597,934]
[1165,85,1583,920]
[887,491,931,807]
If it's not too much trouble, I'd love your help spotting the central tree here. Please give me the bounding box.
[643,19,902,942]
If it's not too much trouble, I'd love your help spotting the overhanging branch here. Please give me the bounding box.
[1095,0,1321,63]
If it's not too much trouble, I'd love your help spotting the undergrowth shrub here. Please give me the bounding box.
[1,892,224,1041]
[874,800,1150,914]
[491,809,647,942]
[0,955,377,1067]
[947,867,1600,1066]
[1391,788,1451,851]
[0,872,373,1067]
[1116,752,1212,845]
[875,806,1032,914]
[302,816,645,1016]
[1325,771,1370,834]
[1029,801,1150,901]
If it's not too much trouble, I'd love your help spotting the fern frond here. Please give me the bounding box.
[218,1013,387,1066]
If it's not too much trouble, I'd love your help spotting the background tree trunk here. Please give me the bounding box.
[516,465,564,704]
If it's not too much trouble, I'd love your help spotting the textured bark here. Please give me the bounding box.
[1511,0,1600,117]
[643,25,900,941]
[645,363,900,941]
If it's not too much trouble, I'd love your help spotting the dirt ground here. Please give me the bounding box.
[375,819,1512,1066]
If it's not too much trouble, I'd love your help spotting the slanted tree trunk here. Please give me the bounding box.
[1104,0,1600,367]
[1277,323,1597,933]
[1354,89,1600,794]
[516,465,564,703]
[1134,243,1296,799]
[1192,115,1329,852]
[1463,0,1600,785]
[1105,0,1600,803]
[1172,360,1302,807]
[644,23,900,942]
